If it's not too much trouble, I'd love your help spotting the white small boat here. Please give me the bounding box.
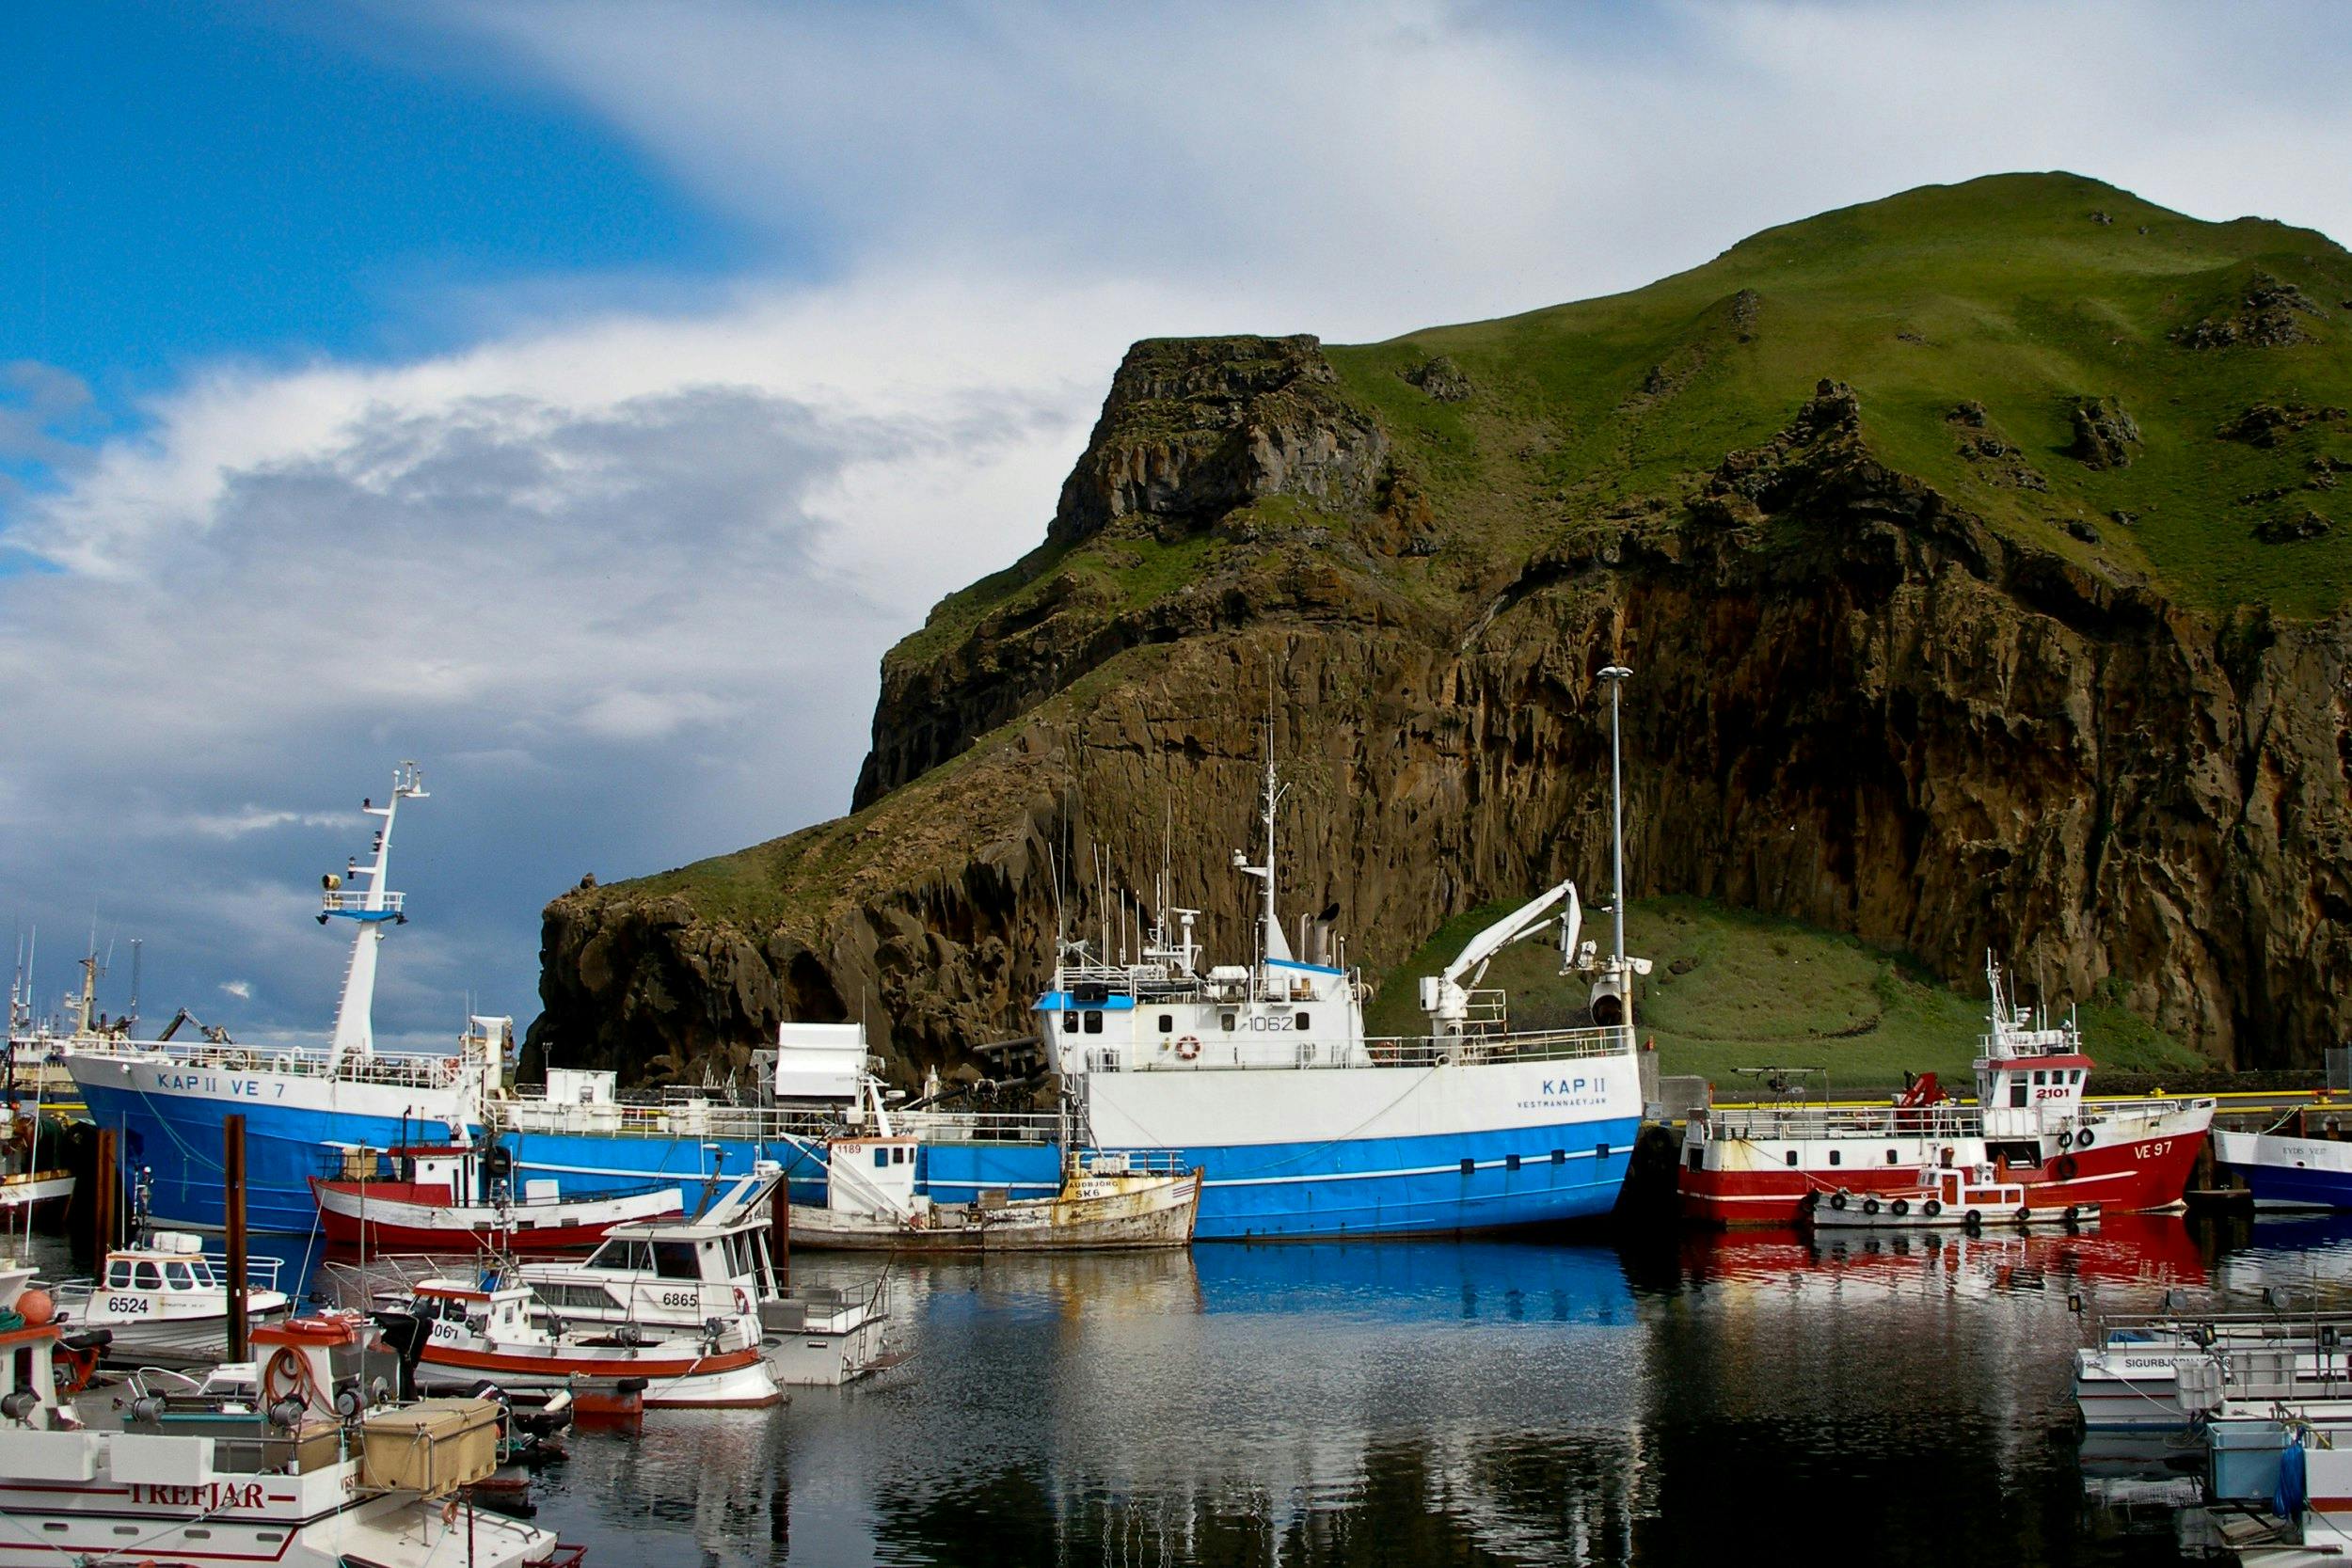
[519,1174,891,1386]
[401,1275,783,1409]
[1805,1164,2101,1230]
[0,1308,580,1567]
[48,1229,291,1362]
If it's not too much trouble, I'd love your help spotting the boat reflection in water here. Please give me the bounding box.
[516,1220,2223,1566]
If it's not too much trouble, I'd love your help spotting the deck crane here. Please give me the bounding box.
[1420,881,1585,1039]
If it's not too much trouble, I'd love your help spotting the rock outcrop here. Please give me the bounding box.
[534,359,2352,1083]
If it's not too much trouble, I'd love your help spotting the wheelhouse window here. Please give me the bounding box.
[653,1242,699,1279]
[1083,1010,1104,1035]
[106,1260,132,1289]
[2010,1077,2029,1108]
[164,1262,195,1290]
[1295,1010,1311,1030]
[1062,1010,1078,1034]
[134,1262,163,1290]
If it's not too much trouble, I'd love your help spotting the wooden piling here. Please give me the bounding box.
[90,1126,117,1259]
[225,1114,249,1363]
[771,1159,791,1295]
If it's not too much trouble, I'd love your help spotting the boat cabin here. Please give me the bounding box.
[52,1229,288,1330]
[522,1212,784,1327]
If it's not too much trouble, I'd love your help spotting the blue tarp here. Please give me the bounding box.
[2275,1436,2309,1519]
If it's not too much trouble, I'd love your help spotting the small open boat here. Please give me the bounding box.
[1805,1163,2102,1230]
[310,1139,683,1251]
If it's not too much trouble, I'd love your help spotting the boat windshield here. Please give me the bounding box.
[653,1241,697,1280]
[134,1261,163,1290]
[587,1239,651,1273]
[106,1259,133,1289]
[164,1261,195,1290]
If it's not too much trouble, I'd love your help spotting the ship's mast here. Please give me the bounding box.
[324,763,426,1069]
[1232,741,1292,965]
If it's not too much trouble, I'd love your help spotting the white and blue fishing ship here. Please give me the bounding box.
[492,672,1652,1240]
[62,764,502,1232]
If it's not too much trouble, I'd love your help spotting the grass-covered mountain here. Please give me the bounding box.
[532,173,2352,1086]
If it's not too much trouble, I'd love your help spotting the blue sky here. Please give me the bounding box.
[4,0,2348,1054]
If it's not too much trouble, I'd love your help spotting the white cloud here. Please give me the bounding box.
[220,980,253,1001]
[5,0,2348,1047]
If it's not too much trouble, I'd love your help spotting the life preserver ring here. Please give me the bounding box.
[2053,1155,2079,1181]
[2056,1130,2074,1151]
[733,1288,750,1314]
[1829,1192,1849,1212]
[2075,1128,2096,1148]
[284,1315,352,1338]
[1175,1036,1200,1061]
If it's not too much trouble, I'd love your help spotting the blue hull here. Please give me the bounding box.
[2225,1161,2352,1211]
[79,1082,484,1234]
[506,1113,1639,1240]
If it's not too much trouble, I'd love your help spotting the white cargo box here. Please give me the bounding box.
[774,1022,866,1101]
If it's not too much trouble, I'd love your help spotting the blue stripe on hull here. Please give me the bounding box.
[512,1115,1639,1240]
[78,1083,479,1234]
[2224,1162,2352,1211]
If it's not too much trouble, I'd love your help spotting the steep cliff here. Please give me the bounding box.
[532,173,2352,1083]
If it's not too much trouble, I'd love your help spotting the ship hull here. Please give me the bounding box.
[2214,1130,2352,1209]
[789,1171,1200,1251]
[1680,1102,2211,1227]
[309,1178,683,1250]
[69,1054,477,1233]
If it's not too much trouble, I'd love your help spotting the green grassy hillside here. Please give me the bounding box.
[1332,172,2352,617]
[1364,895,2208,1087]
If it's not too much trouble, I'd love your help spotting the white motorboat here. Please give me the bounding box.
[518,1175,891,1386]
[0,1307,578,1567]
[399,1275,783,1409]
[48,1229,290,1363]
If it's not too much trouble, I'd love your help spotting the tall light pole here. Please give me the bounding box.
[1599,665,1632,970]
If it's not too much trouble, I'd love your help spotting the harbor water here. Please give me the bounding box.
[36,1213,2352,1564]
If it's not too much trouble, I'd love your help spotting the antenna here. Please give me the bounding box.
[128,939,141,1029]
[1599,665,1632,968]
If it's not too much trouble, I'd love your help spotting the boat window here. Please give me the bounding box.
[2010,1077,2029,1109]
[2033,1070,2046,1086]
[2073,1069,2085,1085]
[134,1262,163,1290]
[595,1240,650,1273]
[164,1262,196,1290]
[653,1242,699,1280]
[106,1260,132,1289]
[1827,1149,1841,1166]
[1505,1153,1520,1171]
[1159,1014,1173,1034]
[894,1147,909,1165]
[1784,1150,1797,1167]
[1083,1010,1104,1035]
[1220,1013,1236,1033]
[188,1259,215,1285]
[1296,1010,1311,1030]
[1886,1149,1899,1165]
[1687,1148,1703,1171]
[1062,1010,1078,1034]
[874,1148,890,1169]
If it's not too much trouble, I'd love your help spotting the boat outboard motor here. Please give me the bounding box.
[465,1377,513,1434]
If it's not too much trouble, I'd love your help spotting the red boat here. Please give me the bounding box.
[310,1142,684,1251]
[1678,960,2215,1227]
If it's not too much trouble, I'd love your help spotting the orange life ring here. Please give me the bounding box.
[1175,1035,1200,1061]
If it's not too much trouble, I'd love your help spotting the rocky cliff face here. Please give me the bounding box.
[532,177,2352,1085]
[533,361,2352,1082]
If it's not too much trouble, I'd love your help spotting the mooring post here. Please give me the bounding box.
[91,1126,117,1259]
[225,1114,249,1363]
[772,1159,792,1296]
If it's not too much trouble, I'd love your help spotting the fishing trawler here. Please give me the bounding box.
[1677,960,2215,1226]
[62,765,503,1232]
[310,1139,683,1251]
[486,676,1654,1240]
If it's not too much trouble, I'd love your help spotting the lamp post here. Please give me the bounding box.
[1599,665,1632,970]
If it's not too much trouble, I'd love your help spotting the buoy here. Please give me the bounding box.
[17,1291,53,1327]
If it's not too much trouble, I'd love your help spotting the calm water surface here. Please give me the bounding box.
[54,1216,2352,1565]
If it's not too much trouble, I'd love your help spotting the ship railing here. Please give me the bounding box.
[319,890,405,915]
[1083,1023,1633,1073]
[1074,1148,1190,1177]
[60,1036,472,1090]
[490,1096,1061,1145]
[1698,1104,1989,1140]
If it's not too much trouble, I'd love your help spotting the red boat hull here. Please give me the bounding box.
[309,1179,679,1251]
[1679,1124,2208,1227]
